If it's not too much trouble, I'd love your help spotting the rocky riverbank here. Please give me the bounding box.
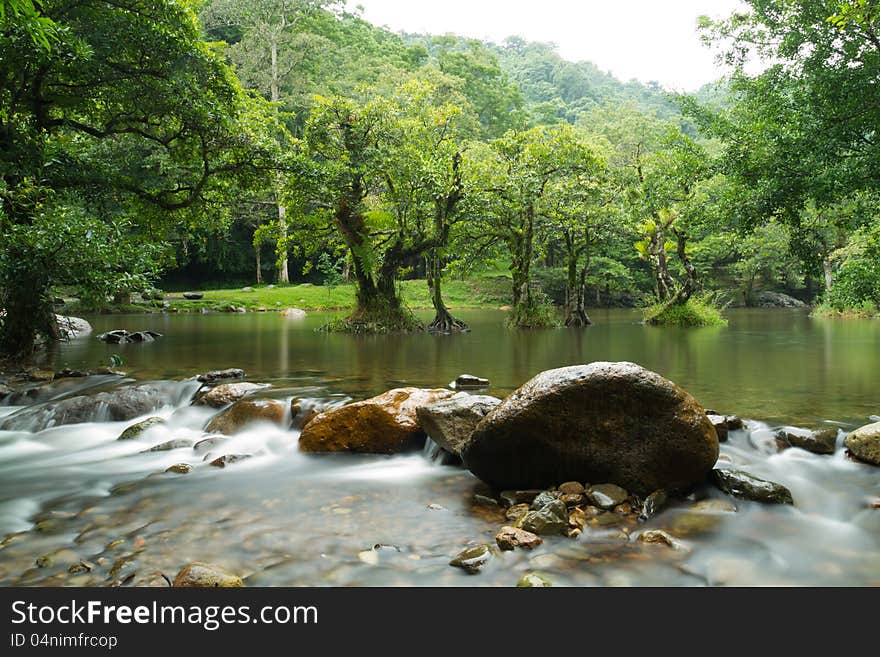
[0,361,877,587]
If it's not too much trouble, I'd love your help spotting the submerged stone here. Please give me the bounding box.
[517,572,553,587]
[172,562,243,587]
[449,545,493,574]
[117,417,166,441]
[776,427,838,455]
[712,469,794,505]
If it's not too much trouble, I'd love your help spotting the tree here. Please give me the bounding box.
[201,0,343,283]
[695,0,880,304]
[0,0,277,359]
[540,148,617,326]
[298,81,466,331]
[467,124,602,327]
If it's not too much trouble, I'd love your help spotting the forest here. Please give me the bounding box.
[2,0,880,358]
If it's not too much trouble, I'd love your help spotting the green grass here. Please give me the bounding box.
[61,276,514,314]
[811,300,879,319]
[643,296,728,327]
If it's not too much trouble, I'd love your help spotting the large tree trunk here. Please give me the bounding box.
[427,249,468,333]
[270,39,289,285]
[669,229,698,306]
[276,197,289,283]
[823,257,834,293]
[331,198,417,331]
[255,242,263,285]
[563,233,592,328]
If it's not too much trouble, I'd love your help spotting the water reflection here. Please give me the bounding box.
[50,308,880,424]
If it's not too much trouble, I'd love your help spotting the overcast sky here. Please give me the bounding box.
[353,0,749,91]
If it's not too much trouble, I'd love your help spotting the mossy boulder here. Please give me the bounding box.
[844,422,880,465]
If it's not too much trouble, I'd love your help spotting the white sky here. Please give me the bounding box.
[352,0,750,91]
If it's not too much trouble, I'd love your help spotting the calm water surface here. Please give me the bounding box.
[0,308,877,587]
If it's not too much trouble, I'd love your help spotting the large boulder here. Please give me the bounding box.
[845,422,880,465]
[299,387,456,453]
[416,393,502,458]
[0,384,171,432]
[460,362,719,494]
[757,291,808,309]
[205,398,287,435]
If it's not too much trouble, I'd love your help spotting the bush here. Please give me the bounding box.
[507,297,560,328]
[644,295,728,327]
[812,300,878,318]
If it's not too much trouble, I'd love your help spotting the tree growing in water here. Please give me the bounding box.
[299,82,467,332]
[467,124,602,328]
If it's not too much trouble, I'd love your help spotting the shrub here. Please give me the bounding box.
[644,295,728,327]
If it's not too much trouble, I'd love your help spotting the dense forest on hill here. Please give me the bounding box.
[2,0,880,357]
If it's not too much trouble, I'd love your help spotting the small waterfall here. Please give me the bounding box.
[422,437,456,465]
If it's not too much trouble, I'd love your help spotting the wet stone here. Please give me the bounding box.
[558,481,585,496]
[118,417,166,441]
[530,490,560,510]
[707,414,729,442]
[496,526,543,551]
[193,437,226,454]
[506,504,530,522]
[520,499,568,535]
[141,439,193,453]
[499,490,542,508]
[587,484,629,509]
[172,562,244,587]
[197,369,245,383]
[638,530,687,551]
[517,572,553,587]
[776,427,838,455]
[209,454,252,468]
[560,493,585,506]
[639,489,668,521]
[165,463,192,475]
[449,545,494,574]
[712,469,794,505]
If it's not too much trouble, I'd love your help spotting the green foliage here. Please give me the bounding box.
[506,298,559,329]
[822,224,880,311]
[643,295,728,328]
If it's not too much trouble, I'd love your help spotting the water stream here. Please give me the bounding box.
[0,309,877,586]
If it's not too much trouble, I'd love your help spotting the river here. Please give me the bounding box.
[0,308,877,586]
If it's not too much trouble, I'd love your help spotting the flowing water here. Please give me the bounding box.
[0,308,878,586]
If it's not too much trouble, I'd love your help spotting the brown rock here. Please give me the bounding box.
[298,388,456,453]
[205,398,286,435]
[495,526,543,551]
[461,362,719,495]
[195,382,268,408]
[172,562,243,587]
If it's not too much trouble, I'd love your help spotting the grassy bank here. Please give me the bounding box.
[65,276,513,314]
[811,301,879,319]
